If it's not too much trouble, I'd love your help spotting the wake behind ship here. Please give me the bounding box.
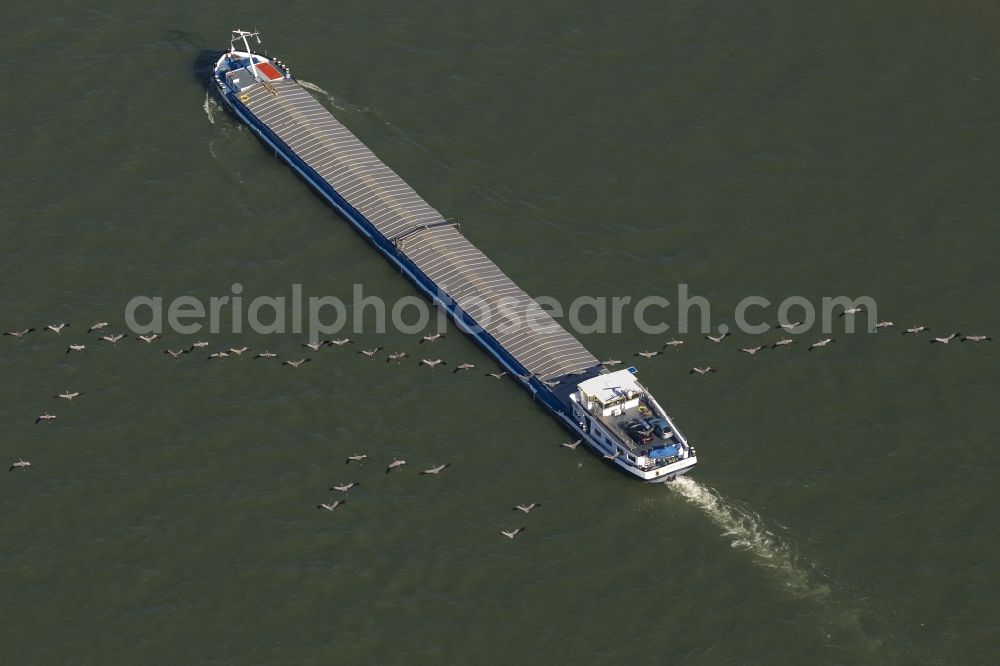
[211,30,698,481]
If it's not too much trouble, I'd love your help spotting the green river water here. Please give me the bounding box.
[1,2,998,664]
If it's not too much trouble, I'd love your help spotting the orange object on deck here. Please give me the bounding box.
[256,62,283,80]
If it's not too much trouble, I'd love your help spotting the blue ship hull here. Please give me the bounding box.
[216,86,571,419]
[210,47,697,482]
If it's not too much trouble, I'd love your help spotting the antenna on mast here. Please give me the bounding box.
[231,28,263,80]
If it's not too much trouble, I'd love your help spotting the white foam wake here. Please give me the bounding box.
[202,90,215,125]
[299,80,370,116]
[669,477,830,600]
[298,80,332,97]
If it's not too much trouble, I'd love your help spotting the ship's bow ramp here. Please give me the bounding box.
[240,79,599,380]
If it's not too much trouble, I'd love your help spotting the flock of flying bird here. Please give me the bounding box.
[316,454,539,538]
[5,321,544,538]
[629,308,991,376]
[6,308,993,538]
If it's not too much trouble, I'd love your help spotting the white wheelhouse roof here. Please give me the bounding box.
[577,369,643,403]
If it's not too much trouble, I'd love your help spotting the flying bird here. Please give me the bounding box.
[330,482,359,493]
[326,338,353,347]
[902,326,929,335]
[228,346,250,356]
[386,352,408,363]
[207,351,229,360]
[662,339,684,350]
[420,463,451,475]
[809,338,834,351]
[55,390,82,402]
[88,322,110,333]
[453,363,476,373]
[45,323,70,334]
[165,349,187,359]
[689,366,716,375]
[9,459,31,472]
[317,500,346,511]
[100,334,127,345]
[929,333,960,345]
[345,454,368,465]
[254,350,277,359]
[190,340,210,350]
[771,338,795,349]
[635,351,659,359]
[500,527,525,539]
[283,358,311,368]
[872,321,895,332]
[385,459,407,473]
[839,306,866,318]
[602,359,622,367]
[514,503,541,514]
[302,341,323,351]
[485,371,507,380]
[35,412,57,424]
[561,439,581,450]
[66,344,87,354]
[739,346,765,357]
[419,358,446,369]
[961,335,992,343]
[5,328,35,341]
[775,321,803,332]
[137,334,160,344]
[359,347,383,359]
[705,332,730,343]
[603,449,621,461]
[420,333,445,344]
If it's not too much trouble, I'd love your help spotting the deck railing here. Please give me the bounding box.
[587,402,680,469]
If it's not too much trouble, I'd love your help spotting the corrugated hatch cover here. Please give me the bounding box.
[241,79,599,380]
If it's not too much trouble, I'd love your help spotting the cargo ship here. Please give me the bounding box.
[211,29,697,481]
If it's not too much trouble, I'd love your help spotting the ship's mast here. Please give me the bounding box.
[231,28,262,79]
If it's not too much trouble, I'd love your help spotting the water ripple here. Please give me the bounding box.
[668,476,829,600]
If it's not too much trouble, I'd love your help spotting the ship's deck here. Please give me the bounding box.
[237,78,600,380]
